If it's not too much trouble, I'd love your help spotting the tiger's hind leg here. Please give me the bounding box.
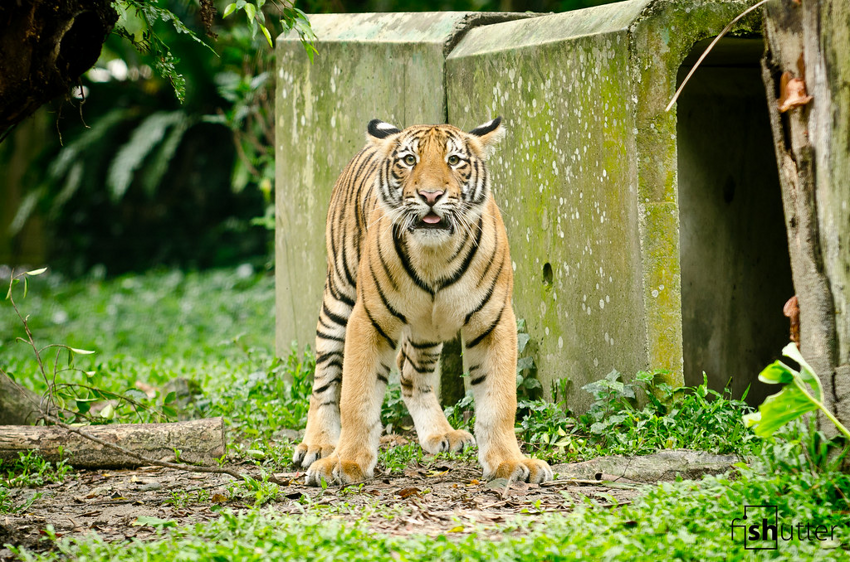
[397,338,474,454]
[293,281,351,468]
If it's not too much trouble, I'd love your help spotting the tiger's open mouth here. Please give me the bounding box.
[412,212,450,231]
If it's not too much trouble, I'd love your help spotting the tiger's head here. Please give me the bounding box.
[367,117,504,246]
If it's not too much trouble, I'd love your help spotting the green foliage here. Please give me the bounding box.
[112,0,216,103]
[379,442,423,475]
[14,464,850,561]
[518,370,759,463]
[515,318,542,401]
[1,451,72,489]
[744,343,850,441]
[0,487,41,515]
[228,470,281,506]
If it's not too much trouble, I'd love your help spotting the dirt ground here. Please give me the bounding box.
[0,454,645,559]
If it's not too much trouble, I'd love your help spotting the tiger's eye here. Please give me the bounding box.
[403,155,417,166]
[447,155,460,165]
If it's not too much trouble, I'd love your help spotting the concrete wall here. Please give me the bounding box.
[276,1,781,412]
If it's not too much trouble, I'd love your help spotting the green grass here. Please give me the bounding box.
[11,461,850,561]
[3,267,847,560]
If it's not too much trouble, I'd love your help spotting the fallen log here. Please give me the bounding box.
[0,417,226,468]
[0,373,45,425]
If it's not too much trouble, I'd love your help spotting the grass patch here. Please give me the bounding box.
[5,267,846,559]
[12,461,850,561]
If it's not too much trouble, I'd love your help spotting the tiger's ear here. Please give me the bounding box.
[468,116,504,157]
[367,119,401,142]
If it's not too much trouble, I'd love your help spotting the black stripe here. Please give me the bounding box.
[319,401,337,408]
[466,299,507,349]
[417,386,433,394]
[317,315,336,332]
[316,351,343,365]
[324,359,343,371]
[470,374,487,386]
[409,340,440,349]
[376,239,398,291]
[446,230,470,263]
[340,239,357,289]
[474,214,500,285]
[322,302,349,328]
[328,276,356,308]
[392,226,434,295]
[363,302,396,348]
[400,376,413,390]
[464,256,505,325]
[436,216,484,291]
[377,372,389,385]
[401,349,433,374]
[317,330,345,343]
[370,260,407,324]
[468,364,481,372]
[313,377,341,395]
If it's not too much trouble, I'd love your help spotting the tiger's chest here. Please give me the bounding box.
[396,284,472,341]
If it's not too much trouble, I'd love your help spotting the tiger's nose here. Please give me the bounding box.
[418,190,444,206]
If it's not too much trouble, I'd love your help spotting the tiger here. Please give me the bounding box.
[293,116,553,486]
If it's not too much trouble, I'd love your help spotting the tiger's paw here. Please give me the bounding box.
[421,430,475,454]
[292,438,335,469]
[305,455,369,486]
[485,457,553,484]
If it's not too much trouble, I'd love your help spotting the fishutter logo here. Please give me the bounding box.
[730,504,842,550]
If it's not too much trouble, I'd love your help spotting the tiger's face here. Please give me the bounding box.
[368,118,504,247]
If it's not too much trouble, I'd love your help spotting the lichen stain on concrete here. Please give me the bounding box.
[276,1,767,411]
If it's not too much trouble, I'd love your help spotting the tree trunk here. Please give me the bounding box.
[0,373,46,426]
[0,0,117,138]
[0,417,227,468]
[762,0,850,436]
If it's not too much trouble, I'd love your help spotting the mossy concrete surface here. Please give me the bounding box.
[446,0,762,411]
[276,1,767,412]
[275,13,470,358]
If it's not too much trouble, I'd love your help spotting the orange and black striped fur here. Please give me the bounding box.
[294,117,553,485]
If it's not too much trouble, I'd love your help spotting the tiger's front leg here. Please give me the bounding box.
[397,339,474,453]
[463,304,553,484]
[305,302,395,486]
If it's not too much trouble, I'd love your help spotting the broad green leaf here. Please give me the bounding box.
[244,3,256,21]
[757,361,795,385]
[124,389,149,403]
[106,111,184,202]
[780,343,823,402]
[261,24,273,48]
[746,384,817,437]
[222,2,238,17]
[516,356,534,372]
[133,516,176,528]
[100,403,115,420]
[164,391,177,404]
[517,333,531,354]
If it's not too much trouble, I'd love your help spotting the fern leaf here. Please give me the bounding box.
[140,114,191,197]
[106,111,184,202]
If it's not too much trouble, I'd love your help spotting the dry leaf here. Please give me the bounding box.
[778,71,813,113]
[211,493,228,503]
[134,381,158,399]
[784,295,800,344]
[394,487,421,499]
